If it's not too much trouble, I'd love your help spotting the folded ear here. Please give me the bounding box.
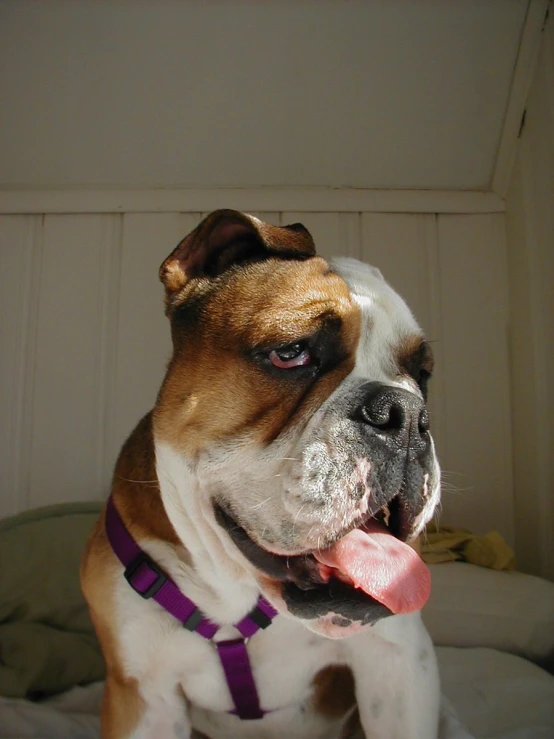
[159,209,316,300]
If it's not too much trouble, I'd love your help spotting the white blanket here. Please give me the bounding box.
[0,687,470,739]
[2,646,553,739]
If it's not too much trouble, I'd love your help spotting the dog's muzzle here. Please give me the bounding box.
[354,382,430,460]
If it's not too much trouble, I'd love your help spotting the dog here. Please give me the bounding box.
[82,210,441,739]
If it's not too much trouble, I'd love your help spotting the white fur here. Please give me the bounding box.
[111,257,441,739]
[332,257,424,391]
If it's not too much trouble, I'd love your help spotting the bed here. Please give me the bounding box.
[1,504,553,739]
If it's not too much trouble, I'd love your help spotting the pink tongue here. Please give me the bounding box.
[312,521,431,615]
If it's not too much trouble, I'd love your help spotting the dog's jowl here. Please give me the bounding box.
[82,210,441,739]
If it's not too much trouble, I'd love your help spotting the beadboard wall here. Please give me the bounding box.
[504,8,554,580]
[0,204,514,548]
[2,0,553,580]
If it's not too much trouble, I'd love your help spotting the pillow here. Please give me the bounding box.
[0,502,105,697]
[423,562,554,668]
[436,646,554,738]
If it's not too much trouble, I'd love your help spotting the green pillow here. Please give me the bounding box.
[0,502,106,698]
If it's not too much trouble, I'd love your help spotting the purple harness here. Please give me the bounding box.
[105,496,278,720]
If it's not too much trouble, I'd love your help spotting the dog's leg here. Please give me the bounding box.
[101,672,191,739]
[82,525,193,739]
[346,614,440,739]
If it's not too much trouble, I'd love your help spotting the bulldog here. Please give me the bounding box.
[81,210,441,739]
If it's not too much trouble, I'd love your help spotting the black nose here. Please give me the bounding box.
[357,382,430,455]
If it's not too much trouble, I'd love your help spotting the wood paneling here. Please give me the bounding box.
[0,215,42,514]
[281,212,361,260]
[436,214,513,542]
[360,214,436,333]
[113,213,200,455]
[360,213,446,476]
[505,11,554,579]
[27,215,121,507]
[0,206,516,556]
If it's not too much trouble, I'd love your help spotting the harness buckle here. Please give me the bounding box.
[124,551,167,599]
[247,604,273,629]
[182,608,204,632]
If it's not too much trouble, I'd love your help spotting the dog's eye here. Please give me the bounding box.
[269,343,312,369]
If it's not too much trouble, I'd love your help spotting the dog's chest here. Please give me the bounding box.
[117,585,346,726]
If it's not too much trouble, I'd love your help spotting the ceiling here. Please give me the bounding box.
[0,0,530,191]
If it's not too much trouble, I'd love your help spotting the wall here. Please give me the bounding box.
[0,0,527,190]
[0,198,514,548]
[5,0,547,572]
[505,10,554,579]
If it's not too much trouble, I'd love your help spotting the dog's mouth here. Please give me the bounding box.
[214,495,431,624]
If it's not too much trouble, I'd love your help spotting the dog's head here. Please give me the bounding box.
[154,210,440,637]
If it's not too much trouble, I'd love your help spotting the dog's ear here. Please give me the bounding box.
[159,209,315,298]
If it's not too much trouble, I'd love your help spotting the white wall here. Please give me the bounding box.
[505,11,554,580]
[0,201,514,548]
[0,0,526,190]
[4,0,552,577]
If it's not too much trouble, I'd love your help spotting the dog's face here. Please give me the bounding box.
[154,210,440,638]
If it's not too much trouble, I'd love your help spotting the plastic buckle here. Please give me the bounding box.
[247,605,272,629]
[182,609,204,632]
[124,551,167,599]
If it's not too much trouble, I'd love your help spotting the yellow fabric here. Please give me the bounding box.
[421,523,516,571]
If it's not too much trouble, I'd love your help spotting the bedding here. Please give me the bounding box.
[423,562,554,670]
[0,503,104,698]
[1,504,553,738]
[2,647,553,739]
[421,524,515,571]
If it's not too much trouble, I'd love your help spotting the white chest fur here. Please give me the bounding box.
[108,439,437,739]
[112,535,437,739]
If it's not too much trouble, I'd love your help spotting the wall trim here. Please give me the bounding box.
[491,0,550,198]
[0,187,505,215]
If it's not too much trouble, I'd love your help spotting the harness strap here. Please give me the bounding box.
[105,495,278,720]
[217,639,264,720]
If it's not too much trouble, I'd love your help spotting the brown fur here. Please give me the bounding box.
[100,673,145,739]
[311,665,356,719]
[154,257,360,454]
[340,708,362,739]
[81,414,189,734]
[110,413,182,547]
[81,212,366,737]
[160,210,316,299]
[81,516,146,737]
[397,336,434,377]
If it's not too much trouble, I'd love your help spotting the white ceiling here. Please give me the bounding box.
[0,0,529,190]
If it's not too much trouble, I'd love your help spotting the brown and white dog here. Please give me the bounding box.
[82,210,441,739]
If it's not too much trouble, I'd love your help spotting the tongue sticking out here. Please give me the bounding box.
[312,520,431,615]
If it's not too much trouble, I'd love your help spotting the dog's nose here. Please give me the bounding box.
[357,382,429,455]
